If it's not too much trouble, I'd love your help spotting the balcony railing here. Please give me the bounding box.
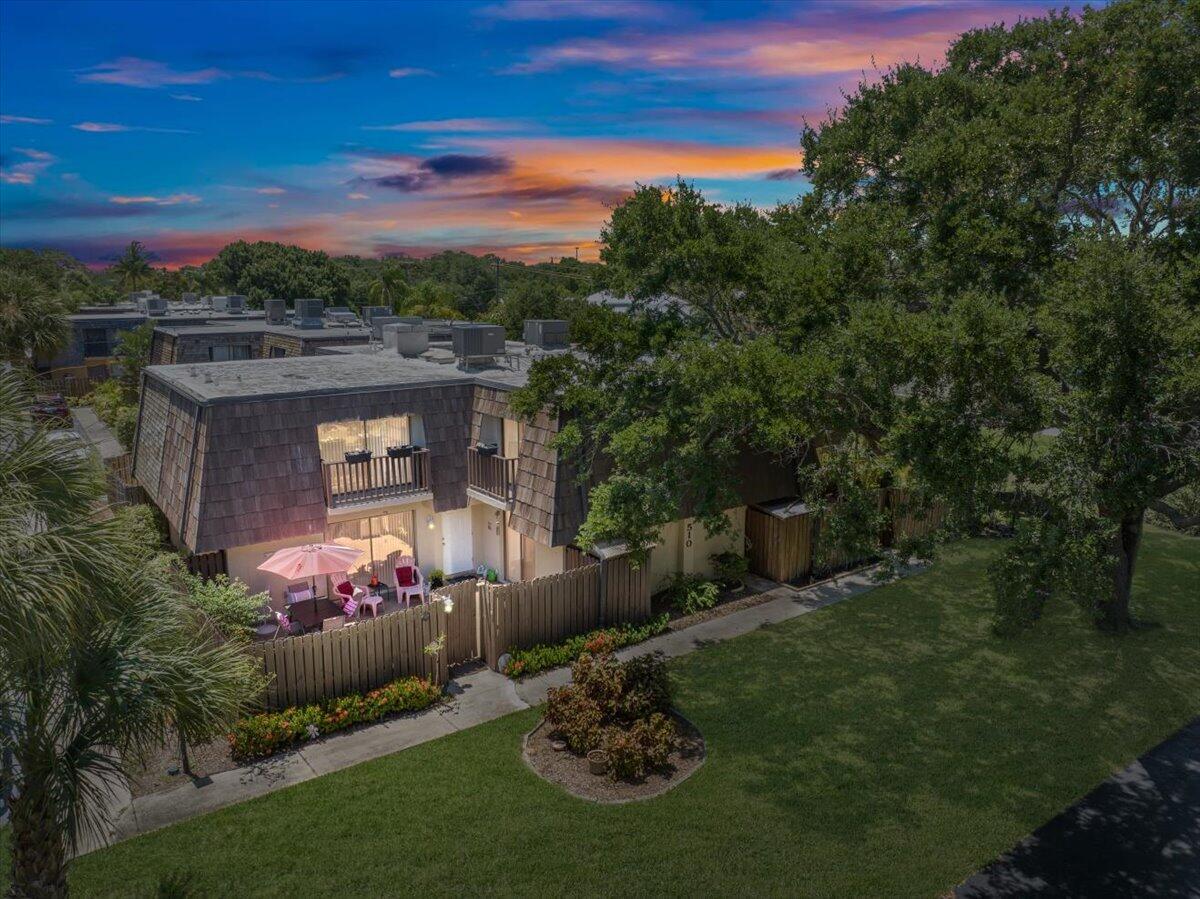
[322,450,430,509]
[467,448,517,505]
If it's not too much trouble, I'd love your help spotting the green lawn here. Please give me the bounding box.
[12,530,1200,897]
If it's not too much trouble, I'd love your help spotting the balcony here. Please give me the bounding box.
[467,447,517,505]
[322,450,430,509]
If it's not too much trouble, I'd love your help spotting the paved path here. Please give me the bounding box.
[102,563,908,851]
[70,406,125,461]
[957,717,1200,898]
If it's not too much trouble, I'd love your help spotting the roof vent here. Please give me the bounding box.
[294,298,325,329]
[523,319,569,348]
[264,298,287,324]
[451,323,505,366]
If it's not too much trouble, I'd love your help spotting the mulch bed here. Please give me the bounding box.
[126,730,237,798]
[522,712,706,804]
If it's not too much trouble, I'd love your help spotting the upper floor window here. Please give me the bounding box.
[82,328,110,358]
[317,414,426,463]
[209,344,252,362]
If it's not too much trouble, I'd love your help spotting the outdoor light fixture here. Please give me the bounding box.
[443,596,454,614]
[426,515,435,530]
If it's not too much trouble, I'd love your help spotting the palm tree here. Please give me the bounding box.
[366,264,409,313]
[0,370,260,897]
[109,241,153,293]
[0,269,69,366]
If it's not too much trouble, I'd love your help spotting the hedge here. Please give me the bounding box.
[228,676,442,761]
[503,613,670,679]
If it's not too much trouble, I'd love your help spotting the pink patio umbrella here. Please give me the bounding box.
[257,543,364,617]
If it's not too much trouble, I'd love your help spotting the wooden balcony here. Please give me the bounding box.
[467,447,517,505]
[322,450,430,509]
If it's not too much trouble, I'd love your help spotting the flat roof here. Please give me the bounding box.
[70,309,266,325]
[154,320,272,337]
[262,323,371,339]
[145,339,576,403]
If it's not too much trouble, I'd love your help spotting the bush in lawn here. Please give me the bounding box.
[710,551,749,589]
[545,649,677,781]
[229,676,442,760]
[184,573,268,642]
[503,613,669,678]
[604,712,676,780]
[664,573,720,615]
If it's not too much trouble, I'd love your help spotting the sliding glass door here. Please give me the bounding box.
[326,510,416,587]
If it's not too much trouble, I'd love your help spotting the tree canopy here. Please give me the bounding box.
[514,0,1200,633]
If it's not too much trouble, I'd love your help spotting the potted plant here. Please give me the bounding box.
[475,441,499,456]
[587,749,608,776]
[344,449,371,464]
[386,444,415,459]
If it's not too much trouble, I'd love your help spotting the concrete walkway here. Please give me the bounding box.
[957,716,1200,897]
[102,562,910,850]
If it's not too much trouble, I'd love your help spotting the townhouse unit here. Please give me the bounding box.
[132,320,793,610]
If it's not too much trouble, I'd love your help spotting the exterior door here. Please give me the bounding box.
[441,507,474,575]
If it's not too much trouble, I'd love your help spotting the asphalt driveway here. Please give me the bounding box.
[957,717,1200,897]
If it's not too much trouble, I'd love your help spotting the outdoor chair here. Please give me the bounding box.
[341,596,360,621]
[284,582,312,608]
[394,557,425,606]
[332,574,367,605]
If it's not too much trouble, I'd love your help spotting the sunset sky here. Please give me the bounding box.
[0,0,1071,267]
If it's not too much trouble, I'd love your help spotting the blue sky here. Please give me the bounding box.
[0,0,1065,266]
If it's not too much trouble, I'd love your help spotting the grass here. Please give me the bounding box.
[7,529,1200,897]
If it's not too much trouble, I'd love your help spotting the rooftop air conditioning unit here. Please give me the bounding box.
[264,299,287,324]
[390,323,429,357]
[144,297,168,316]
[181,292,199,304]
[451,323,505,362]
[226,295,247,314]
[362,305,390,325]
[523,319,569,348]
[372,315,400,340]
[294,298,325,329]
[209,295,230,312]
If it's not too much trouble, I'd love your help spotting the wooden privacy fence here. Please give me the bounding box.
[434,579,480,666]
[481,564,600,670]
[249,603,449,711]
[104,453,149,507]
[746,489,946,584]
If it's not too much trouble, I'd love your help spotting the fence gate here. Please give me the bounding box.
[436,580,482,666]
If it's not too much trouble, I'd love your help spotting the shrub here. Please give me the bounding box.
[429,568,446,589]
[184,573,269,642]
[229,675,442,760]
[710,551,749,588]
[664,573,720,615]
[603,713,677,781]
[503,613,669,679]
[544,648,677,781]
[87,378,139,448]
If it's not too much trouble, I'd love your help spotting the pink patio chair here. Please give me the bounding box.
[332,573,366,607]
[273,610,291,638]
[341,596,360,621]
[394,557,425,607]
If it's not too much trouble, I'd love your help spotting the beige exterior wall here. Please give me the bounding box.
[647,507,746,592]
[532,542,565,579]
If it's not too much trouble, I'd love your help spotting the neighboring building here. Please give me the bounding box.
[259,322,371,358]
[132,320,791,610]
[38,304,265,372]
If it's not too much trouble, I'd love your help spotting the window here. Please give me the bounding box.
[269,346,287,358]
[317,415,424,463]
[82,328,110,358]
[478,413,502,447]
[208,344,253,362]
[326,511,416,586]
